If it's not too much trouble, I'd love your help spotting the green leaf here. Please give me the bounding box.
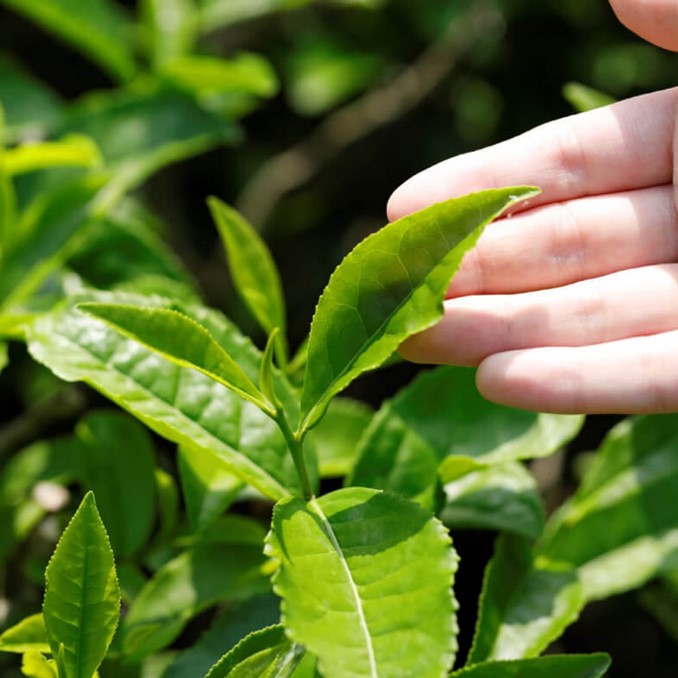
[0,341,7,374]
[20,651,58,678]
[440,461,544,539]
[299,187,539,433]
[154,467,180,543]
[259,328,283,410]
[141,0,197,68]
[0,55,63,144]
[205,625,303,678]
[468,535,584,663]
[306,398,373,477]
[452,654,611,678]
[0,104,17,257]
[562,82,615,113]
[0,615,49,654]
[76,411,157,557]
[162,594,280,678]
[197,0,312,32]
[178,444,243,531]
[0,0,135,81]
[79,302,273,414]
[209,198,286,356]
[538,414,678,602]
[122,543,270,657]
[266,487,458,678]
[349,367,583,509]
[5,135,102,176]
[43,492,121,678]
[26,294,304,500]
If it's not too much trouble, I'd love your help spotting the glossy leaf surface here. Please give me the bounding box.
[452,654,610,678]
[43,492,120,678]
[209,198,286,349]
[205,625,303,678]
[266,487,458,678]
[0,0,134,81]
[0,615,49,654]
[27,293,302,499]
[76,411,157,557]
[79,302,272,413]
[299,187,539,431]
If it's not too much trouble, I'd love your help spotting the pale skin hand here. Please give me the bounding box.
[391,0,678,414]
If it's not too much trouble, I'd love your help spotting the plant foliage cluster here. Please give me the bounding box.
[2,1,678,677]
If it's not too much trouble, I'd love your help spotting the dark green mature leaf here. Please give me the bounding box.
[538,415,678,602]
[205,625,303,678]
[27,292,306,498]
[0,0,135,82]
[209,198,286,356]
[123,543,270,657]
[178,445,243,532]
[349,367,582,509]
[440,461,544,539]
[0,615,49,654]
[141,0,197,68]
[79,302,273,413]
[468,535,583,663]
[76,411,157,557]
[0,55,63,143]
[161,594,279,678]
[266,487,458,678]
[307,398,373,477]
[299,187,539,432]
[452,654,611,678]
[43,492,120,678]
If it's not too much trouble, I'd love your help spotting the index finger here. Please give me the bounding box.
[387,87,678,220]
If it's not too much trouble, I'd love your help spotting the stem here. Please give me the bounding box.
[276,411,314,500]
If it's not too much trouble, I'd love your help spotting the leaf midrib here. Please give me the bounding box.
[308,497,377,677]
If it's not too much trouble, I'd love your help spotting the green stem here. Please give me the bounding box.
[276,411,314,500]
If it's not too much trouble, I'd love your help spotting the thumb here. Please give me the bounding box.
[609,0,678,51]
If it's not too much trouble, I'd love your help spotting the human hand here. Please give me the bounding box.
[390,0,678,414]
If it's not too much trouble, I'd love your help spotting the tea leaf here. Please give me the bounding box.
[453,654,611,677]
[123,543,270,657]
[0,615,49,654]
[79,302,273,414]
[76,411,157,557]
[4,135,102,176]
[141,0,197,68]
[27,294,305,499]
[266,487,458,678]
[468,535,584,663]
[0,0,135,81]
[299,187,539,432]
[20,651,58,678]
[205,625,303,678]
[0,342,7,375]
[562,82,615,113]
[209,198,286,355]
[43,492,120,678]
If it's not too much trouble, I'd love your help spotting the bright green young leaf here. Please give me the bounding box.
[0,0,135,82]
[440,461,544,539]
[209,198,286,354]
[349,367,583,507]
[266,487,458,678]
[162,593,280,678]
[26,294,304,500]
[0,615,49,654]
[79,302,273,414]
[306,397,373,477]
[5,135,102,176]
[43,492,120,678]
[562,82,615,113]
[468,535,584,663]
[76,411,157,557]
[178,445,243,532]
[141,0,197,68]
[122,543,270,657]
[538,415,678,602]
[0,55,63,143]
[299,187,539,433]
[205,625,303,678]
[0,175,104,310]
[0,341,7,374]
[452,654,611,678]
[20,651,58,678]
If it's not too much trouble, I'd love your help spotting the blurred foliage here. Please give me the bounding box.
[1,0,678,676]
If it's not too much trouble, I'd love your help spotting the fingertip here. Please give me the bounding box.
[609,0,678,51]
